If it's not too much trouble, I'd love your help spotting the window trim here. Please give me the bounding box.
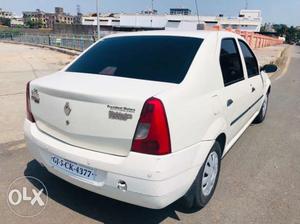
[238,39,260,78]
[219,38,245,87]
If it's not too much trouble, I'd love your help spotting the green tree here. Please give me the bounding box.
[273,24,300,43]
[0,17,11,27]
[25,19,44,29]
[260,23,268,32]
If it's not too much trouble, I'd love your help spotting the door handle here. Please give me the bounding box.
[252,87,256,92]
[227,99,234,107]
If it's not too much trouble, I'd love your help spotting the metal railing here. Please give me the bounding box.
[0,33,96,51]
[208,26,284,49]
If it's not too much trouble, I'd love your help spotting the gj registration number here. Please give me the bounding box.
[50,155,96,181]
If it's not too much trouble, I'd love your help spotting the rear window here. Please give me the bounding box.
[66,36,203,84]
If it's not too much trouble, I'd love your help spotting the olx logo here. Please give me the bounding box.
[8,187,45,206]
[7,176,48,217]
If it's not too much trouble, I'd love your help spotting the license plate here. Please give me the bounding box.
[50,155,96,181]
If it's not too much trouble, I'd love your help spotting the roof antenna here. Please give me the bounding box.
[245,0,248,9]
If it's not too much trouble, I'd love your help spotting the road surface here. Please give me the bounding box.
[0,43,299,224]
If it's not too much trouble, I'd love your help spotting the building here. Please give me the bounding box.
[115,9,262,32]
[0,8,13,26]
[141,9,158,15]
[23,7,74,29]
[119,14,166,29]
[239,9,261,19]
[0,8,24,27]
[55,7,64,14]
[0,8,13,18]
[47,7,74,28]
[23,9,48,28]
[53,7,74,25]
[74,12,83,25]
[81,13,120,27]
[170,8,191,16]
[10,17,24,27]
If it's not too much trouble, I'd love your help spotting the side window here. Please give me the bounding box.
[238,40,259,78]
[220,38,244,86]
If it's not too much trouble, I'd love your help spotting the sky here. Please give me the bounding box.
[0,0,299,26]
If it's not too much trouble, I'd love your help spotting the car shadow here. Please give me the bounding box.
[24,160,198,224]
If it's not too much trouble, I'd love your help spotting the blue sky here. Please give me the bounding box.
[0,0,299,26]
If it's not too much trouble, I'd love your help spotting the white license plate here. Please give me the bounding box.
[50,155,96,181]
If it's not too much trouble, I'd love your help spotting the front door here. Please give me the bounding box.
[238,39,264,119]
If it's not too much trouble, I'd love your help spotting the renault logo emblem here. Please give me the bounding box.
[31,89,40,104]
[64,102,71,116]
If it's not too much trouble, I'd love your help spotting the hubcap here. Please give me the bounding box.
[202,151,219,196]
[262,95,268,117]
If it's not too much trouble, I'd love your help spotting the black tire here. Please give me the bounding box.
[254,94,269,124]
[180,141,222,210]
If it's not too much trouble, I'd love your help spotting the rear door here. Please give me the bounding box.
[218,38,252,142]
[238,39,264,117]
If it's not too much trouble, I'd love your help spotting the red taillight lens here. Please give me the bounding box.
[26,81,35,123]
[131,97,171,155]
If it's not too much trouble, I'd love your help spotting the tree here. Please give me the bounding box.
[0,17,11,27]
[273,24,300,43]
[25,19,44,29]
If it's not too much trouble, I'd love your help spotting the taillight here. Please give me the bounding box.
[26,81,35,123]
[131,97,171,155]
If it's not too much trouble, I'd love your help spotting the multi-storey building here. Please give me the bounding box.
[119,9,262,32]
[23,9,48,28]
[81,9,262,33]
[0,8,13,18]
[170,8,191,16]
[23,7,74,29]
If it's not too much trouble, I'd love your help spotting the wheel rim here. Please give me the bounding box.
[262,95,268,118]
[202,151,219,196]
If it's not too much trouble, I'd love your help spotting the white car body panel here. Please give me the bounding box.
[25,31,271,209]
[24,119,213,209]
[30,72,175,156]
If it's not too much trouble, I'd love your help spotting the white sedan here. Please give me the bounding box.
[24,31,277,209]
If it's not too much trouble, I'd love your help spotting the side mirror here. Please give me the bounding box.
[260,64,278,73]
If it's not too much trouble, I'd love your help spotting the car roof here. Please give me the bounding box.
[104,30,241,40]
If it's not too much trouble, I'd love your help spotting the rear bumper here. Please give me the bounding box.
[24,119,213,209]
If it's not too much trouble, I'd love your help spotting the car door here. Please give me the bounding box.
[238,39,264,118]
[218,38,252,142]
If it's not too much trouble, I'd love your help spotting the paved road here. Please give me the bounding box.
[0,43,74,144]
[0,43,299,224]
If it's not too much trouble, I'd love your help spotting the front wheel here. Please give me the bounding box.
[254,94,269,124]
[180,142,222,210]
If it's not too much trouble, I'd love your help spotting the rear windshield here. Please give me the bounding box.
[66,36,203,84]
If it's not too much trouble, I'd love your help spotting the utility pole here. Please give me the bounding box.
[151,0,154,28]
[76,4,81,15]
[151,0,154,13]
[96,0,100,40]
[194,0,200,25]
[245,0,248,9]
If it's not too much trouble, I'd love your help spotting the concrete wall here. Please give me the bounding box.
[52,24,113,36]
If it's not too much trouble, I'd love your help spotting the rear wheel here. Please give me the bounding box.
[180,141,222,210]
[254,94,269,124]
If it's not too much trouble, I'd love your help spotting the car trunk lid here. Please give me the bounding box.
[30,72,175,156]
